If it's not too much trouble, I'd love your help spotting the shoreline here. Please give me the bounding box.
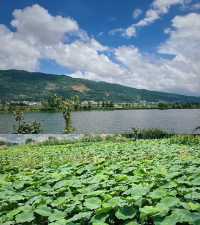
[0,133,199,145]
[1,107,200,113]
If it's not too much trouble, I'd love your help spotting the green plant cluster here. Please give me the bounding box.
[15,121,41,134]
[124,128,172,140]
[0,139,200,224]
[169,135,200,145]
[13,110,41,134]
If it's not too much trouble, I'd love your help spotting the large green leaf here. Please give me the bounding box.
[48,210,66,222]
[15,210,34,223]
[35,205,52,217]
[84,197,102,210]
[140,206,160,220]
[115,206,136,220]
[160,209,194,225]
[157,197,180,209]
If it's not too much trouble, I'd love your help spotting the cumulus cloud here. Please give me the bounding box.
[0,4,127,80]
[44,39,125,79]
[11,4,79,45]
[112,13,200,95]
[0,25,40,71]
[158,13,200,94]
[0,4,80,71]
[0,4,200,96]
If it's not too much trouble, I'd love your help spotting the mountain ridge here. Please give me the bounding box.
[1,69,200,103]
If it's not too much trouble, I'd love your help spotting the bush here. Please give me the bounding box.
[80,134,128,142]
[16,121,41,134]
[126,128,172,140]
[0,140,6,146]
[13,110,41,134]
[38,137,73,146]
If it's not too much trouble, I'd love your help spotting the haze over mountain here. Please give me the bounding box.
[1,70,200,103]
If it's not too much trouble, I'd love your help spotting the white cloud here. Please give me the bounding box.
[109,26,136,38]
[44,39,125,80]
[159,13,200,62]
[108,28,124,36]
[0,4,200,96]
[0,25,40,71]
[158,13,200,94]
[132,9,142,19]
[0,4,80,71]
[112,13,200,95]
[137,0,186,26]
[122,0,189,37]
[124,26,137,37]
[191,3,200,10]
[0,4,126,82]
[11,4,79,45]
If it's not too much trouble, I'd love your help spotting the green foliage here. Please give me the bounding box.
[129,128,172,139]
[47,94,64,110]
[15,120,41,134]
[169,135,200,145]
[45,94,81,133]
[0,139,200,224]
[80,134,128,143]
[0,140,6,146]
[13,110,41,134]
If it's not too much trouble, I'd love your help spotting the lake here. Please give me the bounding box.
[0,109,200,134]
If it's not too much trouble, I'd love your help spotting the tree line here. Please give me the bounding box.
[10,94,200,134]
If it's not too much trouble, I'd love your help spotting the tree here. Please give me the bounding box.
[47,95,79,133]
[47,94,63,110]
[88,101,92,110]
[109,101,114,108]
[55,97,77,133]
[71,95,80,111]
[158,102,168,110]
[14,110,24,129]
[61,100,75,133]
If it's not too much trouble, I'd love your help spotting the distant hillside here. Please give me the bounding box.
[1,69,200,103]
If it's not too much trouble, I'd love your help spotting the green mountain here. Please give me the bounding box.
[1,69,200,103]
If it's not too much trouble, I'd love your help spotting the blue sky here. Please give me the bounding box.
[0,0,200,95]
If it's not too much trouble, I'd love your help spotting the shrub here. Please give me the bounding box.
[127,128,172,140]
[16,121,41,134]
[39,137,73,146]
[0,140,6,146]
[13,110,41,134]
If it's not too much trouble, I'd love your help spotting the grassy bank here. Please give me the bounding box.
[0,138,200,224]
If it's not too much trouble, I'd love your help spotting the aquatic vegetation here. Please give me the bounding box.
[0,139,200,224]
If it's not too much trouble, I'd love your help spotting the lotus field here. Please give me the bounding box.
[0,138,200,225]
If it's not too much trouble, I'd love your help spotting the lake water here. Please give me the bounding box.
[0,109,200,134]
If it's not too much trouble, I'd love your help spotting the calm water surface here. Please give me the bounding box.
[0,109,200,134]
